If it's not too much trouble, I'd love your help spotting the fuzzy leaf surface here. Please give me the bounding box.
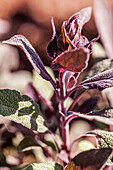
[3,35,55,86]
[88,130,113,148]
[84,59,113,80]
[80,68,113,91]
[25,162,63,170]
[72,148,112,169]
[88,107,113,118]
[0,89,47,132]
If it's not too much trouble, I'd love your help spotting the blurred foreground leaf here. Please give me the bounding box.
[72,148,112,169]
[25,162,63,170]
[0,89,47,132]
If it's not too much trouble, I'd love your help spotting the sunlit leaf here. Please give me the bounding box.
[3,35,56,87]
[33,66,55,100]
[88,130,113,166]
[0,89,48,132]
[51,48,89,72]
[84,59,113,80]
[88,130,113,148]
[80,68,113,91]
[78,140,96,152]
[25,162,63,170]
[72,148,112,169]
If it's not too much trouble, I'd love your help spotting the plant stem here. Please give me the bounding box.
[59,71,66,115]
[67,89,86,112]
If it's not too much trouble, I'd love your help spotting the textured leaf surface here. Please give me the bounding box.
[72,148,112,169]
[3,35,55,86]
[51,48,89,72]
[84,59,113,80]
[68,111,113,125]
[0,89,47,132]
[88,107,113,118]
[88,130,113,148]
[80,68,113,91]
[25,162,63,170]
[94,0,113,59]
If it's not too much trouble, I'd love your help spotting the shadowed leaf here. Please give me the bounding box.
[0,89,48,132]
[80,68,113,91]
[25,162,63,170]
[77,97,99,113]
[51,48,89,72]
[72,148,112,169]
[3,35,56,87]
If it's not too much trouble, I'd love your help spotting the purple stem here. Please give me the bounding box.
[67,89,86,112]
[48,129,62,150]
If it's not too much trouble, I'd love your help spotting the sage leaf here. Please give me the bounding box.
[3,35,56,87]
[72,148,112,169]
[0,89,47,132]
[25,162,63,170]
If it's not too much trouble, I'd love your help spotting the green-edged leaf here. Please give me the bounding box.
[88,130,113,148]
[72,148,112,169]
[0,89,47,132]
[88,130,113,166]
[17,137,37,151]
[84,59,113,80]
[25,162,63,170]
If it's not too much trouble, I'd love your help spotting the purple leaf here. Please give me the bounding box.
[88,130,113,149]
[77,97,99,113]
[47,17,59,59]
[83,59,113,81]
[94,0,113,59]
[51,47,90,72]
[72,148,112,169]
[47,7,93,60]
[88,107,113,118]
[3,35,56,87]
[63,71,79,91]
[66,7,92,45]
[68,111,113,126]
[80,68,113,91]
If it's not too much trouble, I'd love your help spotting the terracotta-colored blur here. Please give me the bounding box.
[0,0,113,64]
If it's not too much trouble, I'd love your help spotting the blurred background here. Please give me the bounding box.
[0,0,112,92]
